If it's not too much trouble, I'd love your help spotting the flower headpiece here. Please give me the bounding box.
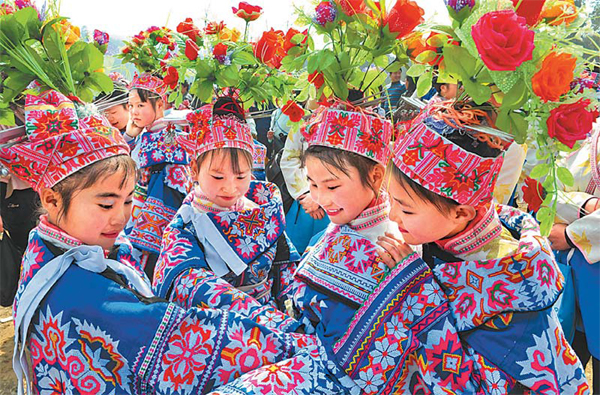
[129,73,168,101]
[185,101,254,158]
[303,103,392,165]
[0,90,129,192]
[393,105,505,208]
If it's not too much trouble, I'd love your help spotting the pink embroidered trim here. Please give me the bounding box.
[348,192,390,232]
[435,204,503,256]
[38,215,83,248]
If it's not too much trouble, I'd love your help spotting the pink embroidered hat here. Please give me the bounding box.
[0,90,130,192]
[302,103,392,165]
[185,101,254,157]
[392,105,506,208]
[129,73,168,101]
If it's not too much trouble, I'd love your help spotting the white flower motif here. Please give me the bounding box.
[237,237,257,257]
[370,337,401,369]
[400,295,424,322]
[385,314,407,340]
[355,367,384,393]
[422,282,444,305]
[486,369,507,395]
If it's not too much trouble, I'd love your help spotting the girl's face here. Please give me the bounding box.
[387,176,469,245]
[43,171,135,251]
[104,104,130,130]
[128,90,159,128]
[306,156,381,226]
[193,150,252,208]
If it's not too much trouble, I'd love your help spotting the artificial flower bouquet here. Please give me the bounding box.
[406,0,599,234]
[0,0,114,125]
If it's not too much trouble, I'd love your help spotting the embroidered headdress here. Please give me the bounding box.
[392,102,507,208]
[0,90,130,192]
[303,103,393,166]
[129,73,168,101]
[185,98,254,157]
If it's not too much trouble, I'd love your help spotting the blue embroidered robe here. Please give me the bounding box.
[330,206,590,394]
[15,223,354,394]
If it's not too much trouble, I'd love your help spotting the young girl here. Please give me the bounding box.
[153,96,301,319]
[330,103,590,394]
[3,90,350,395]
[123,73,192,279]
[285,102,405,349]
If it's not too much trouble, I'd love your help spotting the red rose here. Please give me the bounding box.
[254,28,285,67]
[283,28,308,53]
[185,39,199,61]
[547,99,599,148]
[282,100,305,123]
[232,2,263,22]
[511,0,546,26]
[177,18,201,42]
[132,33,145,45]
[121,46,131,54]
[206,21,225,35]
[213,42,228,63]
[521,176,545,213]
[163,67,179,89]
[384,0,424,39]
[308,71,325,90]
[336,0,366,16]
[472,10,534,71]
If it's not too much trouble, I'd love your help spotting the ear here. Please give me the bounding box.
[39,188,61,222]
[370,163,386,191]
[156,99,165,111]
[453,205,477,224]
[189,157,199,180]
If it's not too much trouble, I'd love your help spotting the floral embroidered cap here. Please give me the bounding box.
[392,107,505,208]
[303,103,393,166]
[185,102,254,157]
[129,73,168,101]
[0,90,130,192]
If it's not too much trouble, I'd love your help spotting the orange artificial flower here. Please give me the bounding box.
[254,28,285,68]
[336,0,367,16]
[541,0,578,26]
[219,27,241,42]
[54,20,81,50]
[532,52,576,102]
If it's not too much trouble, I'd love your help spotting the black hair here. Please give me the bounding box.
[195,148,253,175]
[132,88,162,111]
[213,96,246,122]
[302,145,380,195]
[348,89,365,103]
[50,155,137,223]
[432,76,450,96]
[96,82,129,109]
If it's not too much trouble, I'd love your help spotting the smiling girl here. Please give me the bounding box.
[153,96,301,322]
[122,73,192,280]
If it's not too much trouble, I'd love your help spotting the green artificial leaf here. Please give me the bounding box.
[194,79,214,102]
[406,64,428,77]
[529,163,550,179]
[231,50,257,66]
[291,33,305,45]
[41,20,64,60]
[415,50,437,64]
[462,78,491,104]
[557,167,575,187]
[416,70,433,97]
[387,61,402,72]
[196,59,213,78]
[0,108,15,126]
[320,49,337,70]
[307,54,319,74]
[88,71,114,94]
[496,109,529,144]
[374,55,389,68]
[536,206,554,236]
[14,7,40,40]
[442,45,477,77]
[0,13,25,43]
[501,80,527,110]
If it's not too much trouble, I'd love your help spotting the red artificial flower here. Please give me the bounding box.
[156,35,171,46]
[521,176,545,213]
[472,10,534,71]
[132,32,145,45]
[254,28,285,68]
[177,18,201,42]
[232,2,263,22]
[0,3,15,15]
[282,100,305,122]
[213,42,228,63]
[308,71,325,90]
[283,28,308,53]
[336,0,366,16]
[121,46,131,54]
[205,21,226,35]
[146,26,161,34]
[511,0,546,26]
[384,0,424,39]
[163,67,179,89]
[185,39,199,61]
[547,99,599,148]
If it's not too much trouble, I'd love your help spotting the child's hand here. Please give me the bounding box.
[548,224,570,251]
[125,119,143,139]
[377,232,413,269]
[299,193,325,220]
